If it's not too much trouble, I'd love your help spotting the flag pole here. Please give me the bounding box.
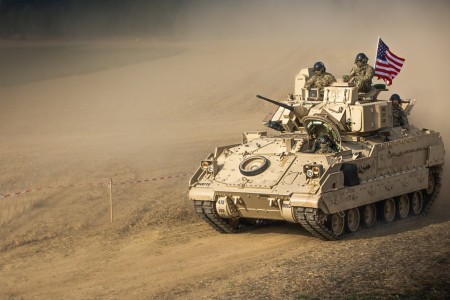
[374,36,380,69]
[372,36,380,84]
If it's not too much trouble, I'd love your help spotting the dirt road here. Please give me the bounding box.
[0,26,449,299]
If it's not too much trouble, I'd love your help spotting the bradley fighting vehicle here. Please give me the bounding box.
[188,68,445,240]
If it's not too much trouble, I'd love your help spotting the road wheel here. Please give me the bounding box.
[363,204,377,228]
[227,218,241,230]
[411,191,423,215]
[426,172,436,195]
[346,208,360,232]
[383,198,396,223]
[331,213,345,236]
[397,195,410,219]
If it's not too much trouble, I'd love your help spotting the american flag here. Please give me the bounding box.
[374,38,405,86]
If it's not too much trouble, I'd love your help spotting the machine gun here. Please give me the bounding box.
[256,94,294,111]
[257,94,310,132]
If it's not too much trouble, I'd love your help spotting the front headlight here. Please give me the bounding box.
[201,161,210,170]
[303,164,324,179]
[312,166,320,176]
[200,159,218,176]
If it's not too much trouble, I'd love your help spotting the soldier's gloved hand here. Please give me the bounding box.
[401,127,410,136]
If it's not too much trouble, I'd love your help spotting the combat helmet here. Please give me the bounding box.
[318,134,333,146]
[389,93,401,103]
[355,53,368,63]
[313,61,326,74]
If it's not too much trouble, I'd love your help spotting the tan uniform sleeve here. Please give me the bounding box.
[305,76,316,88]
[361,65,374,81]
[328,74,337,84]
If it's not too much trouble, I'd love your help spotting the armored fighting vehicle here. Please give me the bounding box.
[188,68,445,240]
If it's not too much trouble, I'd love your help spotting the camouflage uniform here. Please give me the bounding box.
[314,136,338,154]
[305,72,336,94]
[392,105,409,128]
[315,144,336,154]
[349,64,374,93]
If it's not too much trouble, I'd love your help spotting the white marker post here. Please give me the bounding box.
[109,178,113,222]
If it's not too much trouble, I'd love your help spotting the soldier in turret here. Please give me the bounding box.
[305,62,336,95]
[345,53,374,93]
[314,135,339,154]
[390,94,409,128]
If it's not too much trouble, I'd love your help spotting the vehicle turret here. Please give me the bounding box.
[262,69,416,138]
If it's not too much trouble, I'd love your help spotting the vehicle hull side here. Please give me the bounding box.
[319,167,429,214]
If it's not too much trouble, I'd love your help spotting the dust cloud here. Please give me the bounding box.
[3,0,449,200]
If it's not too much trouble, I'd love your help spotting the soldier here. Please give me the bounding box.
[345,53,374,93]
[305,62,336,95]
[314,135,338,154]
[390,94,409,128]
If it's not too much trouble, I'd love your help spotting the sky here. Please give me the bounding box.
[1,0,449,40]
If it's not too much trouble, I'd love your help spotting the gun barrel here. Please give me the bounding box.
[256,94,294,111]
